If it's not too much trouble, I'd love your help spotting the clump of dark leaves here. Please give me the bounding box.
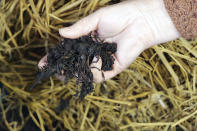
[32,35,117,99]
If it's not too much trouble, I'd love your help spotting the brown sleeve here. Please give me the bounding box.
[163,0,197,40]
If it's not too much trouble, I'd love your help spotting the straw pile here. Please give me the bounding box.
[0,0,196,130]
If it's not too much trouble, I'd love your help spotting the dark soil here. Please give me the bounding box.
[109,0,121,4]
[32,34,117,99]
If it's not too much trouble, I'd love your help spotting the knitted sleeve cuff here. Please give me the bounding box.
[163,0,197,40]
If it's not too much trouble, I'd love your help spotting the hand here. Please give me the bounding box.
[39,0,180,83]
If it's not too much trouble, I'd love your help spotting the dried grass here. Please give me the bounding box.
[0,0,196,131]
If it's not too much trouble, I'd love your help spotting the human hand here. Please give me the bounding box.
[39,0,180,83]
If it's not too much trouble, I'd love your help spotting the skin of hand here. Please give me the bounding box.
[38,0,180,83]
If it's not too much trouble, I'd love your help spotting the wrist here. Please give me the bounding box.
[134,0,180,46]
[153,0,180,44]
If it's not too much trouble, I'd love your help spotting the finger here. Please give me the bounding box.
[59,12,101,39]
[38,55,48,69]
[90,56,103,83]
[90,55,124,83]
[102,56,125,81]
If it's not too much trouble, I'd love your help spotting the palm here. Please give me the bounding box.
[94,8,152,80]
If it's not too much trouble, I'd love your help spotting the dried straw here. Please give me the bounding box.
[0,0,196,130]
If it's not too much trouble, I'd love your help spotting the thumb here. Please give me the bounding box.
[59,12,101,39]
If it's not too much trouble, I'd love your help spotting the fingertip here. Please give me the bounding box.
[38,55,48,69]
[59,27,74,38]
[59,12,100,39]
[59,28,65,37]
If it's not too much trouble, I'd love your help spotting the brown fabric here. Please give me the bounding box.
[163,0,197,40]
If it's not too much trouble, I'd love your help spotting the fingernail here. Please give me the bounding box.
[92,56,99,63]
[38,55,48,69]
[59,28,72,37]
[38,62,47,69]
[59,28,65,36]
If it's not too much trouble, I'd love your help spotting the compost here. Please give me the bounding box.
[1,0,196,130]
[32,35,117,99]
